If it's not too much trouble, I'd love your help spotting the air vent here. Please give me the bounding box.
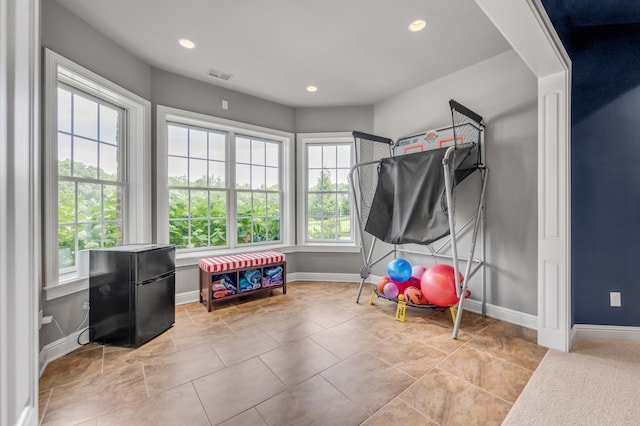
[207,68,233,81]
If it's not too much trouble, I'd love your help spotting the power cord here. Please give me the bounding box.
[48,305,91,345]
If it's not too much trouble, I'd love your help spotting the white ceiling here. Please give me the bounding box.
[55,0,512,108]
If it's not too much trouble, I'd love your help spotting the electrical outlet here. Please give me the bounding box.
[610,291,621,307]
[38,309,43,330]
[82,301,90,311]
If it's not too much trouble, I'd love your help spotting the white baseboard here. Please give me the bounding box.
[367,274,537,330]
[191,271,537,329]
[570,323,579,348]
[287,272,362,283]
[342,273,538,329]
[464,299,537,330]
[16,406,38,426]
[39,328,86,377]
[572,324,640,342]
[175,290,200,305]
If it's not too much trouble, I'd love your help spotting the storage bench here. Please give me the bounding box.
[198,251,286,311]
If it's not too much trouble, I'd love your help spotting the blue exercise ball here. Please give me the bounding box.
[387,258,412,283]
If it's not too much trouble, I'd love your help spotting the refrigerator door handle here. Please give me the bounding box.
[138,270,175,285]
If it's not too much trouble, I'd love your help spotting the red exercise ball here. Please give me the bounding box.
[377,276,391,294]
[420,264,465,307]
[392,276,419,295]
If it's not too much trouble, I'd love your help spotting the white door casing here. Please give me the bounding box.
[473,0,572,351]
[0,0,40,425]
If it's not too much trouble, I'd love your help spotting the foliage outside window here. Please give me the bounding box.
[165,119,283,251]
[236,136,281,245]
[57,86,125,271]
[306,143,353,242]
[167,124,228,249]
[45,50,150,297]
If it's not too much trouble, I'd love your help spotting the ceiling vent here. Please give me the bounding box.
[207,68,233,81]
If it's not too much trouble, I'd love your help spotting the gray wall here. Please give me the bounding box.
[40,0,153,348]
[39,2,375,348]
[373,50,538,315]
[295,105,373,133]
[39,1,293,348]
[148,68,296,248]
[292,105,374,276]
[41,0,152,100]
[152,68,296,133]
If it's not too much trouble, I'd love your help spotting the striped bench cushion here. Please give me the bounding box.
[198,251,285,273]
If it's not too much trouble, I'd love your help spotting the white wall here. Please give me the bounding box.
[1,0,40,423]
[374,50,538,315]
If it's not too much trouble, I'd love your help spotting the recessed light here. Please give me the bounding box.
[306,85,318,93]
[408,19,426,32]
[178,39,196,49]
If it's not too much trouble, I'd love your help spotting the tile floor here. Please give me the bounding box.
[38,281,547,426]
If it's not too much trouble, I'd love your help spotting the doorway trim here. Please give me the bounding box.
[473,0,572,351]
[0,0,41,424]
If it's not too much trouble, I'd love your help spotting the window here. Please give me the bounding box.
[298,133,355,244]
[44,49,151,297]
[236,136,281,244]
[157,106,293,254]
[167,124,227,249]
[57,86,125,270]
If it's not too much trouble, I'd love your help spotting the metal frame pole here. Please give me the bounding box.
[442,147,461,298]
[481,168,487,316]
[452,169,488,338]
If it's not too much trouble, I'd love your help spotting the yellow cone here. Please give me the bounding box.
[395,294,407,322]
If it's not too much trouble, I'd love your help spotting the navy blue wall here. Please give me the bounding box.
[544,1,640,326]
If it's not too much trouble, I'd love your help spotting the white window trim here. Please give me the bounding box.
[43,49,152,300]
[296,132,358,247]
[156,105,295,260]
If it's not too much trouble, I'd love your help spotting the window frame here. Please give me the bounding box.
[235,134,283,247]
[56,83,127,274]
[156,105,294,258]
[296,132,357,247]
[44,49,152,300]
[166,121,230,250]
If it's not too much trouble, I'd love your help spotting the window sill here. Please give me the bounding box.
[175,243,360,268]
[175,243,295,268]
[44,274,89,300]
[44,243,362,298]
[294,244,360,253]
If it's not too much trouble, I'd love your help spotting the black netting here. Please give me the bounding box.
[352,132,392,224]
[352,101,483,246]
[364,145,477,245]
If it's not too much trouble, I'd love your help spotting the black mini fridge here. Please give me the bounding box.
[89,244,175,347]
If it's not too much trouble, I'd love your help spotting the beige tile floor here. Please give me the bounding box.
[39,281,547,426]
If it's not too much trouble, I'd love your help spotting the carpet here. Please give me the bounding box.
[503,339,640,425]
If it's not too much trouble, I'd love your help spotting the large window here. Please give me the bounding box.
[44,49,151,297]
[157,106,292,254]
[298,133,355,244]
[167,124,227,249]
[236,136,281,244]
[57,86,125,270]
